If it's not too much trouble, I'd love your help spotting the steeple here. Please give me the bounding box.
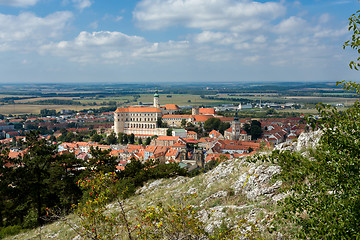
[234,111,239,121]
[153,88,160,108]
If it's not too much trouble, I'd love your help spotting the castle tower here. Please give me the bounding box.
[194,149,204,169]
[153,89,160,108]
[114,108,125,134]
[231,111,241,140]
[192,107,199,115]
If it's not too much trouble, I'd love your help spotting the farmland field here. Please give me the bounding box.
[0,104,104,115]
[0,82,356,116]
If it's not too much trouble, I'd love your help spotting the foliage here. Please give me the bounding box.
[218,122,230,135]
[71,172,133,240]
[82,147,117,177]
[91,133,102,142]
[262,81,360,239]
[0,225,22,239]
[204,118,220,132]
[106,132,117,145]
[244,120,262,140]
[0,131,82,229]
[70,177,260,240]
[129,133,135,144]
[135,194,207,239]
[344,10,360,70]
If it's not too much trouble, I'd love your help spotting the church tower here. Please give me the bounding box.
[231,111,241,140]
[153,89,160,108]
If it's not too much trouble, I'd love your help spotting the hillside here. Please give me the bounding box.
[7,131,322,240]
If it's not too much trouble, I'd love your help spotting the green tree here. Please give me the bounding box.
[91,133,102,142]
[0,131,82,228]
[344,10,360,70]
[106,132,117,145]
[145,137,151,145]
[203,118,220,132]
[166,128,173,136]
[218,122,230,135]
[262,15,360,236]
[244,120,262,140]
[83,147,117,177]
[129,133,135,144]
[181,119,187,128]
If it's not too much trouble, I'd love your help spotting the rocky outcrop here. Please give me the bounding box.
[275,130,322,152]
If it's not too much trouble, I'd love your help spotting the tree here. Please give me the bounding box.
[344,10,360,70]
[262,15,360,237]
[129,133,135,144]
[181,119,187,128]
[203,118,220,132]
[91,133,102,142]
[244,120,262,140]
[145,137,151,145]
[138,137,143,145]
[106,132,117,145]
[83,147,117,176]
[218,122,230,135]
[0,131,82,228]
[166,128,173,136]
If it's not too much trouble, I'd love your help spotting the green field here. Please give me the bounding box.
[0,89,356,116]
[0,104,104,115]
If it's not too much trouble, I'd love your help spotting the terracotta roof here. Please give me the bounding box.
[172,142,186,148]
[164,104,180,110]
[209,130,222,138]
[240,130,248,134]
[194,115,213,122]
[162,115,193,119]
[155,136,180,141]
[187,131,197,134]
[127,144,145,150]
[165,148,178,157]
[8,151,23,159]
[145,145,157,152]
[199,108,216,115]
[215,117,234,122]
[115,107,161,113]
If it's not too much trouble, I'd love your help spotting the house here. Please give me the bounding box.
[186,131,198,140]
[209,130,223,139]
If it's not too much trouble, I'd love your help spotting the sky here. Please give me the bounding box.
[0,0,359,84]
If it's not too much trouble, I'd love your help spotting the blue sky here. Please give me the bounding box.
[0,0,359,84]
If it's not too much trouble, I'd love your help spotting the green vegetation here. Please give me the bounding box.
[262,82,360,238]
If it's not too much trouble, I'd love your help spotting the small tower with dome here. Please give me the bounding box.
[153,88,160,108]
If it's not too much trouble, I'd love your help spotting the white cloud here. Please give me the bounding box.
[319,13,331,24]
[134,0,285,31]
[72,0,92,11]
[0,0,39,7]
[89,21,98,29]
[0,11,73,50]
[115,16,123,22]
[274,16,307,34]
[40,31,190,64]
[194,31,240,45]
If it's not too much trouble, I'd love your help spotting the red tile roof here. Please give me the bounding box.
[162,115,193,119]
[199,108,216,115]
[164,104,180,110]
[115,107,161,113]
[194,115,213,122]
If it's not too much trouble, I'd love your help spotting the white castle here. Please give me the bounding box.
[114,90,179,137]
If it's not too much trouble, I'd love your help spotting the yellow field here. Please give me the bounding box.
[0,104,104,115]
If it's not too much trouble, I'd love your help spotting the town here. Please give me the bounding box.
[1,90,306,171]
